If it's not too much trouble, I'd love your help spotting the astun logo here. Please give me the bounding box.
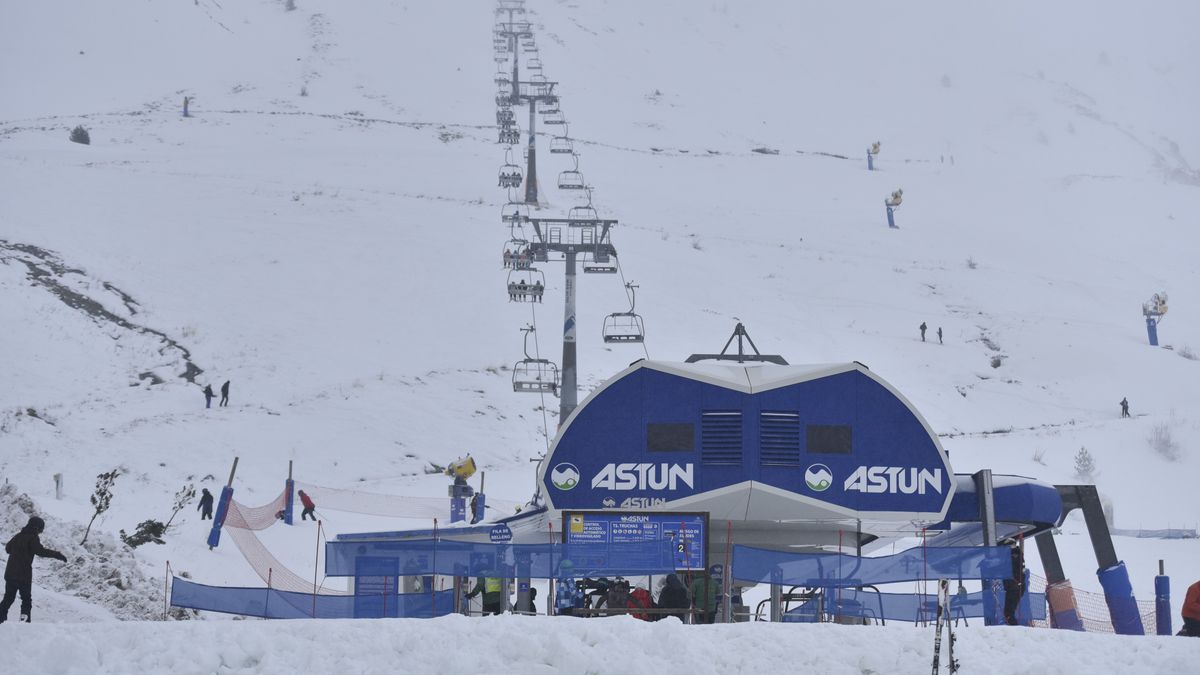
[550,463,580,491]
[844,466,943,495]
[805,464,833,492]
[591,463,694,491]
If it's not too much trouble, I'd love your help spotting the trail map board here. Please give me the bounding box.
[562,511,708,572]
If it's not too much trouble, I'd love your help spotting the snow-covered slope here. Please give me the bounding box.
[1,0,1198,633]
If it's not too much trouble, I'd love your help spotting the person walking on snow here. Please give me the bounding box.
[1,516,67,624]
[937,327,943,344]
[919,322,928,342]
[203,384,215,408]
[198,488,214,520]
[299,490,316,521]
[1120,397,1130,418]
[220,380,230,407]
[1180,580,1200,637]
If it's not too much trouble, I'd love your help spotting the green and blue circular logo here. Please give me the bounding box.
[551,463,580,491]
[805,464,833,492]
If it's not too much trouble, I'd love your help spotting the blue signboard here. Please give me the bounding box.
[563,511,707,572]
[540,363,954,519]
[489,524,513,543]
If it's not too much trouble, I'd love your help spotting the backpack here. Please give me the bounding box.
[629,587,653,621]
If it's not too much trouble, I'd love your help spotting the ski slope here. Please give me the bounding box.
[1,0,1199,659]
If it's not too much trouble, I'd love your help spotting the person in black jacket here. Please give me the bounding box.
[198,488,215,520]
[1002,542,1025,626]
[219,380,230,407]
[1,516,67,623]
[203,384,215,409]
[657,573,690,621]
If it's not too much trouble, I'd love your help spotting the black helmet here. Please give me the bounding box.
[26,516,45,534]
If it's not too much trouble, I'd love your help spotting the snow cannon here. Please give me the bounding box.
[1141,292,1167,346]
[867,141,881,170]
[885,188,903,228]
[446,456,477,523]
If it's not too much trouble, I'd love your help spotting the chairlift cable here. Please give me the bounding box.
[529,300,552,451]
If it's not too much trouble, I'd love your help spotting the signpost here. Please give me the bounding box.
[561,511,708,572]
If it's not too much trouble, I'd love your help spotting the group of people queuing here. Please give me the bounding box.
[465,569,722,623]
[201,380,231,409]
[508,279,544,302]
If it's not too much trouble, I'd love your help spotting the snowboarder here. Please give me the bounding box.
[937,327,943,344]
[919,322,927,342]
[298,490,316,521]
[657,573,690,621]
[220,380,230,407]
[467,575,506,615]
[1002,541,1025,626]
[513,587,538,615]
[1120,397,1130,418]
[1180,580,1200,637]
[202,384,215,408]
[1,516,67,624]
[197,488,214,520]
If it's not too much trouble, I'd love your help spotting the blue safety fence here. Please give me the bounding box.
[325,538,678,579]
[170,577,456,619]
[782,587,1046,624]
[732,545,1013,587]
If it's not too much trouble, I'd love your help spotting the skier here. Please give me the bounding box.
[298,490,316,521]
[1120,397,1130,419]
[1181,580,1200,637]
[656,573,690,621]
[919,322,928,342]
[467,575,506,615]
[1,516,68,623]
[937,327,943,344]
[1002,541,1025,626]
[220,380,230,407]
[197,487,214,520]
[533,280,543,303]
[202,384,215,409]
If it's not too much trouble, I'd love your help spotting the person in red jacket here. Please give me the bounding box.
[1182,580,1200,637]
[298,490,316,521]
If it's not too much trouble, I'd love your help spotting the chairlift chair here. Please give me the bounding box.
[550,134,573,154]
[506,268,545,303]
[544,110,566,126]
[540,101,560,115]
[527,57,543,71]
[568,204,598,226]
[513,326,558,395]
[503,238,531,270]
[497,107,515,125]
[558,155,586,190]
[602,283,645,342]
[499,148,523,188]
[501,202,530,224]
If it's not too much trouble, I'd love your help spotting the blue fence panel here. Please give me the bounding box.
[732,545,1013,587]
[324,538,678,579]
[170,577,455,619]
[783,587,1047,623]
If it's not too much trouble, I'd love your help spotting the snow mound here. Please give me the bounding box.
[3,614,1199,675]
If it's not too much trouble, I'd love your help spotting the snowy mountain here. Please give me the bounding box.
[2,0,1199,656]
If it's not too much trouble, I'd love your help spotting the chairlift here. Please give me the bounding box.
[499,148,523,189]
[502,238,532,270]
[506,268,545,303]
[557,155,585,190]
[550,133,573,154]
[527,57,543,71]
[544,110,566,126]
[494,72,512,87]
[496,107,515,125]
[499,124,520,145]
[568,204,598,226]
[501,202,530,224]
[512,326,559,395]
[540,100,560,115]
[602,283,645,343]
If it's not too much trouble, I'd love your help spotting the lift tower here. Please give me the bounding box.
[525,215,618,423]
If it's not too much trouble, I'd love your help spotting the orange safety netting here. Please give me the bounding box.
[1027,573,1156,633]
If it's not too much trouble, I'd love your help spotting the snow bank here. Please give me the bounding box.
[3,615,1198,675]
